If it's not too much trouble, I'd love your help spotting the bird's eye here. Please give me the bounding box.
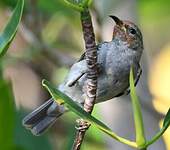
[129,27,136,35]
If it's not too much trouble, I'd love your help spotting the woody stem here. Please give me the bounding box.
[72,8,98,150]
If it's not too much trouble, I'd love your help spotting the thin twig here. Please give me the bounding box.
[72,8,98,150]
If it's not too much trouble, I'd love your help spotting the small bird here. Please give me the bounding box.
[23,16,143,136]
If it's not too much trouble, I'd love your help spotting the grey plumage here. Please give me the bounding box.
[22,16,143,135]
[22,99,65,135]
[59,39,142,103]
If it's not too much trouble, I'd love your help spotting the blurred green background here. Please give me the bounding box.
[0,0,170,150]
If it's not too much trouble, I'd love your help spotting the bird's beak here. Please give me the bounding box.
[109,15,123,27]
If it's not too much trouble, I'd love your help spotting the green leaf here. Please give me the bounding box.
[0,0,18,8]
[129,68,146,148]
[63,0,92,11]
[0,79,15,150]
[0,0,24,59]
[0,79,52,150]
[163,108,170,127]
[63,0,84,11]
[42,79,137,148]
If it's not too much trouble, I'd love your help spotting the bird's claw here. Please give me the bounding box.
[75,119,91,131]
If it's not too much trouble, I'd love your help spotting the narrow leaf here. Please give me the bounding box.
[63,0,84,11]
[0,80,15,150]
[63,0,92,11]
[129,68,146,147]
[0,0,24,59]
[163,108,170,127]
[42,79,137,148]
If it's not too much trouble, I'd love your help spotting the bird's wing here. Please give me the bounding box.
[63,51,87,87]
[134,64,142,86]
[66,72,86,87]
[116,63,142,96]
[70,43,106,86]
[65,60,87,87]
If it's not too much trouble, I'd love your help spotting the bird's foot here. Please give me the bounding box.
[75,119,91,131]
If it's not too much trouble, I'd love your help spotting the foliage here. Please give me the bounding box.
[39,1,170,149]
[0,0,24,149]
[0,0,24,59]
[42,67,170,149]
[0,1,52,150]
[129,68,146,148]
[0,0,170,149]
[63,0,92,11]
[0,79,15,150]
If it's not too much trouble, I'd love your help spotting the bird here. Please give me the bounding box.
[22,15,143,136]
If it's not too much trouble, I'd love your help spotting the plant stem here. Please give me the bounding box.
[81,9,97,113]
[130,69,146,147]
[72,8,98,150]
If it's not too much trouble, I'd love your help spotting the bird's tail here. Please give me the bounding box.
[22,99,65,136]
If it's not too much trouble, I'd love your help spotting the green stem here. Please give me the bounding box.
[130,68,146,147]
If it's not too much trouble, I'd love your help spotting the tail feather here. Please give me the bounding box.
[22,99,65,135]
[31,116,57,136]
[22,99,53,128]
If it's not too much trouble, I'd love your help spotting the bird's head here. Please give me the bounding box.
[110,15,143,51]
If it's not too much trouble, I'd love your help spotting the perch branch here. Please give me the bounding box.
[72,8,98,150]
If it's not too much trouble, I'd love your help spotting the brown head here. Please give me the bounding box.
[110,15,143,51]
